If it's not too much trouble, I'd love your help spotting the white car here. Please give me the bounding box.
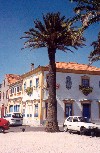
[63,116,100,136]
[4,113,23,126]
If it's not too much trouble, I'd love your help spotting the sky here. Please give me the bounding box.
[0,0,100,83]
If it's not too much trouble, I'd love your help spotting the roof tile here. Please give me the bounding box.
[55,62,100,71]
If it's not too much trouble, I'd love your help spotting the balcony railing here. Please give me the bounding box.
[25,87,33,96]
[79,85,93,96]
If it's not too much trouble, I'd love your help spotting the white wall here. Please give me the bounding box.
[43,71,100,124]
[22,73,41,102]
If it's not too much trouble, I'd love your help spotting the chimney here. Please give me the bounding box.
[31,63,34,71]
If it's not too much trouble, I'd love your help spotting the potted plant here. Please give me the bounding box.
[25,87,33,96]
[79,85,93,96]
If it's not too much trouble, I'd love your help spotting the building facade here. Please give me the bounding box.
[0,74,21,117]
[3,62,100,125]
[42,62,100,124]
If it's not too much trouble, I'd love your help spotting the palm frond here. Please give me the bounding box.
[89,32,100,63]
[21,12,85,52]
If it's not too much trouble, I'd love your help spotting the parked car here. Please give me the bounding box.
[4,112,23,126]
[0,118,10,133]
[63,116,100,136]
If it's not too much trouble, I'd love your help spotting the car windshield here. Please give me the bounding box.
[78,117,91,123]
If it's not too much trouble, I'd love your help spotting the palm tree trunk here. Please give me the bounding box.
[45,48,59,132]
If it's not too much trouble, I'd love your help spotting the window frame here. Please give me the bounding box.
[34,104,38,117]
[81,75,90,87]
[24,82,26,90]
[36,78,39,88]
[17,86,20,92]
[30,80,32,87]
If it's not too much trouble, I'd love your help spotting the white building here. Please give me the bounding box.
[20,62,100,125]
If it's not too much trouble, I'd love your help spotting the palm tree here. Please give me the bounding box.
[21,12,85,132]
[89,32,100,63]
[71,0,100,27]
[71,0,100,63]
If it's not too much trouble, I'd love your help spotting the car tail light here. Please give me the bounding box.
[4,121,10,126]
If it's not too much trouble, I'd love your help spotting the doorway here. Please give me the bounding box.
[65,103,72,117]
[82,103,91,119]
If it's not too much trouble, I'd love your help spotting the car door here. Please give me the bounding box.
[72,117,80,131]
[67,117,73,130]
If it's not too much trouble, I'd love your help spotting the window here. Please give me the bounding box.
[66,76,72,90]
[17,86,20,92]
[13,113,23,118]
[6,90,8,99]
[67,117,73,122]
[24,82,26,90]
[5,114,12,117]
[20,86,22,91]
[82,79,89,87]
[34,104,38,117]
[36,78,39,88]
[81,75,90,87]
[27,105,32,117]
[9,105,13,112]
[10,89,12,94]
[15,88,16,94]
[11,88,14,94]
[23,109,25,117]
[27,114,29,117]
[99,81,100,88]
[14,105,20,112]
[30,80,32,87]
[73,117,78,122]
[65,103,72,117]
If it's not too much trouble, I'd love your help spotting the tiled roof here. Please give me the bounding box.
[21,62,100,78]
[6,74,21,84]
[55,62,100,72]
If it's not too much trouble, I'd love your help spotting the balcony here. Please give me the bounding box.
[25,87,33,96]
[79,85,93,96]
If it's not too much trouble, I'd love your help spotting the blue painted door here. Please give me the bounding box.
[83,104,90,119]
[65,104,72,117]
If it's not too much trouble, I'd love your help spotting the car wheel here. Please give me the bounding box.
[0,127,4,133]
[91,131,95,137]
[64,125,68,132]
[69,130,72,134]
[80,127,86,135]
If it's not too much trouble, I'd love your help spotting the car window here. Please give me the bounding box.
[78,117,90,123]
[67,117,73,122]
[13,113,23,118]
[73,117,78,122]
[5,114,11,117]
